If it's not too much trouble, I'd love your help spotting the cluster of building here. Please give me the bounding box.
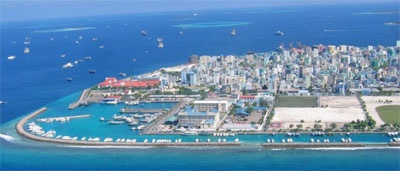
[96,41,400,131]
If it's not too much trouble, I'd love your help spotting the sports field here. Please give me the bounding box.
[376,105,400,125]
[276,96,317,107]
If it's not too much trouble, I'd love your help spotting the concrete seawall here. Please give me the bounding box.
[262,142,398,148]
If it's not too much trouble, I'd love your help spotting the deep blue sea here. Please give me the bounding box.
[1,2,400,170]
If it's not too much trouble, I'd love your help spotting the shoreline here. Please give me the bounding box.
[14,107,400,148]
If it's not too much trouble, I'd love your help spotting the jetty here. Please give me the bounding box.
[68,89,90,109]
[120,108,163,114]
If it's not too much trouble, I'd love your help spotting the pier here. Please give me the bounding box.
[142,99,190,134]
[120,108,163,114]
[36,114,91,123]
[68,89,90,109]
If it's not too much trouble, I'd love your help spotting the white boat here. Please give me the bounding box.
[92,37,98,41]
[182,131,198,136]
[119,72,127,77]
[75,40,79,45]
[78,36,83,40]
[230,29,237,36]
[61,54,66,58]
[62,63,73,68]
[24,41,30,45]
[106,100,118,105]
[66,78,73,81]
[24,47,30,54]
[108,120,125,125]
[274,31,284,36]
[125,101,139,105]
[84,56,92,60]
[158,42,164,48]
[7,55,16,60]
[141,30,147,35]
[156,37,163,42]
[99,45,104,48]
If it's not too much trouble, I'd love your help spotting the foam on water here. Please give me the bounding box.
[32,27,96,33]
[0,134,15,142]
[172,22,249,28]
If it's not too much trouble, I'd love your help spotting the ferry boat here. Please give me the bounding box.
[230,29,237,36]
[274,31,284,36]
[7,55,16,60]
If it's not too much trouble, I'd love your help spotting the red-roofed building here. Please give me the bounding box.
[240,95,256,102]
[98,77,117,87]
[98,77,159,88]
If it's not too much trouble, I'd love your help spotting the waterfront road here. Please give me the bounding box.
[142,99,191,134]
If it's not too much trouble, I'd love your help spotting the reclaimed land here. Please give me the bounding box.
[276,96,318,108]
[376,105,400,125]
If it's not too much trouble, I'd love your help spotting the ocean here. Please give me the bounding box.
[1,2,400,170]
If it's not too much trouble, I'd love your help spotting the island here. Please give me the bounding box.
[16,42,400,148]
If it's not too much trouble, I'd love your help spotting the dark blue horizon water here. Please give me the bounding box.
[1,2,400,170]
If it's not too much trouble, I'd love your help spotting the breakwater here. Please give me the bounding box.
[262,142,399,148]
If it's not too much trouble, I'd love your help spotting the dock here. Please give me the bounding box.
[142,99,189,134]
[120,108,164,114]
[36,114,91,123]
[68,89,90,109]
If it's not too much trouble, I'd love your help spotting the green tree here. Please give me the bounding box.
[330,123,337,129]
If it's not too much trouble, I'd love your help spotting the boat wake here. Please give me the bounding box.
[323,29,361,32]
[0,133,16,142]
[173,22,249,29]
[32,27,96,33]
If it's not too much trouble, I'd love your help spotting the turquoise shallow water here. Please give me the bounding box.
[1,2,400,170]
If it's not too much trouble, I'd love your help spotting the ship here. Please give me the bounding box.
[141,30,147,35]
[158,42,164,48]
[7,55,16,60]
[88,69,96,74]
[75,40,79,45]
[66,78,73,81]
[84,56,92,60]
[24,47,30,54]
[119,72,127,77]
[230,29,237,36]
[274,31,284,36]
[156,37,163,42]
